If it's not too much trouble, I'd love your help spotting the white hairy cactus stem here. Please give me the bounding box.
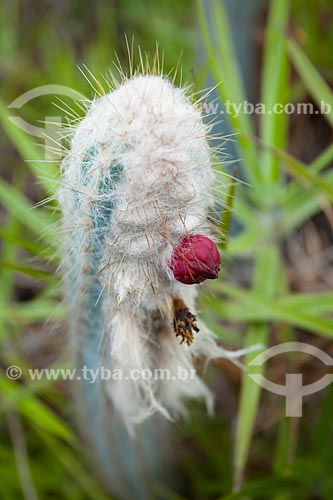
[59,73,252,430]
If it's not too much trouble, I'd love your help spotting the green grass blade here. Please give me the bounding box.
[278,146,333,232]
[260,0,289,186]
[0,178,57,247]
[233,246,281,489]
[287,38,333,127]
[34,429,111,500]
[218,170,237,251]
[227,227,267,256]
[308,143,333,174]
[0,227,47,256]
[0,261,53,280]
[0,377,73,442]
[218,476,298,500]
[0,211,18,341]
[210,283,333,337]
[11,300,65,322]
[258,142,333,202]
[0,99,58,193]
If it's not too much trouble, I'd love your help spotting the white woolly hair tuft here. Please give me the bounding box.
[58,71,255,432]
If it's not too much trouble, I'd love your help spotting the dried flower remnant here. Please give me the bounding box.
[173,297,199,346]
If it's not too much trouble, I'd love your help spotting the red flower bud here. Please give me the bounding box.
[169,234,221,285]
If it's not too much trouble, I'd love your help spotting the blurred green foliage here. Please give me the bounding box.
[291,0,333,78]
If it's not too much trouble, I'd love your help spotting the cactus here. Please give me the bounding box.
[58,68,256,497]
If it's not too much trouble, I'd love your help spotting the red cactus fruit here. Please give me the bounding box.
[169,234,221,285]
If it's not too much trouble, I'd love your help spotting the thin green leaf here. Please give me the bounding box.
[0,227,46,256]
[212,283,333,337]
[0,377,73,442]
[258,142,333,202]
[287,38,333,127]
[0,261,53,279]
[218,170,237,251]
[9,300,65,322]
[0,98,58,193]
[260,0,289,186]
[34,429,111,500]
[0,211,18,341]
[219,476,298,500]
[234,246,282,489]
[0,178,57,247]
